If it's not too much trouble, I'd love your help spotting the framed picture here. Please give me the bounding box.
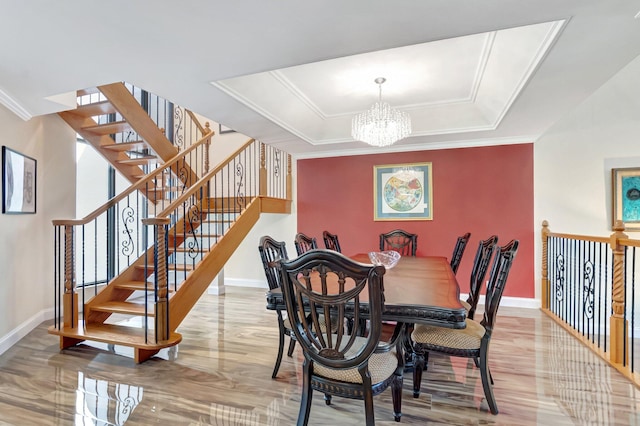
[218,123,235,134]
[374,162,432,221]
[612,167,640,230]
[2,146,36,214]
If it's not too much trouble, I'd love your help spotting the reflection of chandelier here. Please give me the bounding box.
[351,77,412,147]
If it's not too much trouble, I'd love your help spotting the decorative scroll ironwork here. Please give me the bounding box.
[186,203,201,259]
[121,206,136,257]
[235,162,246,210]
[583,260,595,319]
[555,253,565,302]
[178,158,189,194]
[174,106,185,150]
[273,151,281,178]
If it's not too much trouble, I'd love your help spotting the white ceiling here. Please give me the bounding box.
[1,1,640,159]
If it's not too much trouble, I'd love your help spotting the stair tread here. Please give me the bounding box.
[118,156,158,166]
[75,100,117,117]
[47,323,181,350]
[91,301,155,316]
[136,264,195,271]
[114,281,176,292]
[102,140,148,152]
[77,87,100,96]
[83,121,131,135]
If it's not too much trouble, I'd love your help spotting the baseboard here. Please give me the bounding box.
[224,278,267,289]
[460,293,540,309]
[0,307,55,356]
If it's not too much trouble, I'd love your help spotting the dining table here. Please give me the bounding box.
[265,253,467,329]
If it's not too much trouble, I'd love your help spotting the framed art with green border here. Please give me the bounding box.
[612,167,640,231]
[374,162,432,221]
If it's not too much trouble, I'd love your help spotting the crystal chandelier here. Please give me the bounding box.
[351,77,411,147]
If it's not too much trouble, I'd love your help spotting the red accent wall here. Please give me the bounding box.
[297,143,534,298]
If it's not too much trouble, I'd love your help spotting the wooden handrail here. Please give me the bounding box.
[52,133,212,226]
[542,230,610,244]
[156,138,256,218]
[186,110,210,136]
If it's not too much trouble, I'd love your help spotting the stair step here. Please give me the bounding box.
[48,323,182,351]
[135,264,195,272]
[118,155,157,166]
[113,280,176,292]
[102,140,148,152]
[82,120,132,135]
[77,87,100,97]
[91,301,155,317]
[75,100,118,117]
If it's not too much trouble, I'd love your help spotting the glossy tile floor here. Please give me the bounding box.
[1,287,640,425]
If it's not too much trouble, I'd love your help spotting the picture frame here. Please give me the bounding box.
[612,167,640,230]
[2,146,36,214]
[374,162,432,221]
[218,123,235,134]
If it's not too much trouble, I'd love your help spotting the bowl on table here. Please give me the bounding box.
[368,251,401,269]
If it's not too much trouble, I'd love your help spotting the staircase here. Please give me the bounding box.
[50,84,292,362]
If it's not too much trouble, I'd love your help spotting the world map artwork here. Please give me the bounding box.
[383,173,423,212]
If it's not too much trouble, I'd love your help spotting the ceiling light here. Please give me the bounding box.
[351,77,411,147]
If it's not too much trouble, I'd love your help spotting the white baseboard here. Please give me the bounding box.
[224,278,268,289]
[0,307,55,356]
[460,293,540,309]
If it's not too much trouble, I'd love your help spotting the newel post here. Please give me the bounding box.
[541,220,550,310]
[259,142,267,196]
[63,225,78,329]
[610,220,628,364]
[143,217,171,342]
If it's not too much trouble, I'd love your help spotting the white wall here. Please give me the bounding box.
[0,106,75,351]
[534,54,640,299]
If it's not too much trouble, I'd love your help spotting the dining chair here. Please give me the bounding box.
[294,232,318,256]
[280,249,405,425]
[379,229,417,256]
[322,230,341,253]
[258,235,296,379]
[411,239,519,415]
[462,235,498,321]
[450,232,471,275]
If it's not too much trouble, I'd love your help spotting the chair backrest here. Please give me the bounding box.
[258,236,289,290]
[466,235,499,320]
[379,229,417,256]
[294,232,318,256]
[322,230,342,253]
[280,249,386,371]
[450,232,471,274]
[481,239,519,334]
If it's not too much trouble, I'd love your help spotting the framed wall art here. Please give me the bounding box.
[612,167,640,230]
[2,146,36,214]
[374,162,432,221]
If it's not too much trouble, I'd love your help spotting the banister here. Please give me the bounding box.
[52,133,212,226]
[186,110,209,136]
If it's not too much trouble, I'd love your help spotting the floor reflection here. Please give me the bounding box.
[74,371,143,425]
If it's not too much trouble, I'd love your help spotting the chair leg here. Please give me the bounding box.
[479,345,498,415]
[362,376,375,426]
[287,337,297,357]
[298,360,314,426]
[324,394,332,405]
[412,347,426,398]
[391,371,403,422]
[272,326,286,379]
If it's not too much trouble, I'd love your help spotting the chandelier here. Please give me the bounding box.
[351,77,411,147]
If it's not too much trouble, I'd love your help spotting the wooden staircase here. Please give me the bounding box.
[50,84,292,363]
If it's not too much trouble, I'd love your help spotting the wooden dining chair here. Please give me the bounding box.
[379,229,417,256]
[294,232,318,256]
[462,235,498,321]
[280,249,405,425]
[322,230,341,253]
[450,232,471,275]
[258,235,296,378]
[411,240,519,415]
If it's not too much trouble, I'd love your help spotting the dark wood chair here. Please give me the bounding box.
[294,232,318,256]
[322,230,341,253]
[258,235,295,379]
[450,232,471,274]
[411,240,519,415]
[280,249,405,425]
[461,235,498,321]
[379,229,417,256]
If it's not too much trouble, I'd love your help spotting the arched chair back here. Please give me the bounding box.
[464,235,498,320]
[258,235,295,378]
[450,232,471,274]
[294,232,318,256]
[379,229,417,256]
[411,239,519,415]
[322,230,341,253]
[280,249,404,425]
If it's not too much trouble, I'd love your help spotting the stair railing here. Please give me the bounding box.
[541,220,640,386]
[52,132,212,333]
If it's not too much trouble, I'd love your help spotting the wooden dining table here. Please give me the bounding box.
[265,253,467,329]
